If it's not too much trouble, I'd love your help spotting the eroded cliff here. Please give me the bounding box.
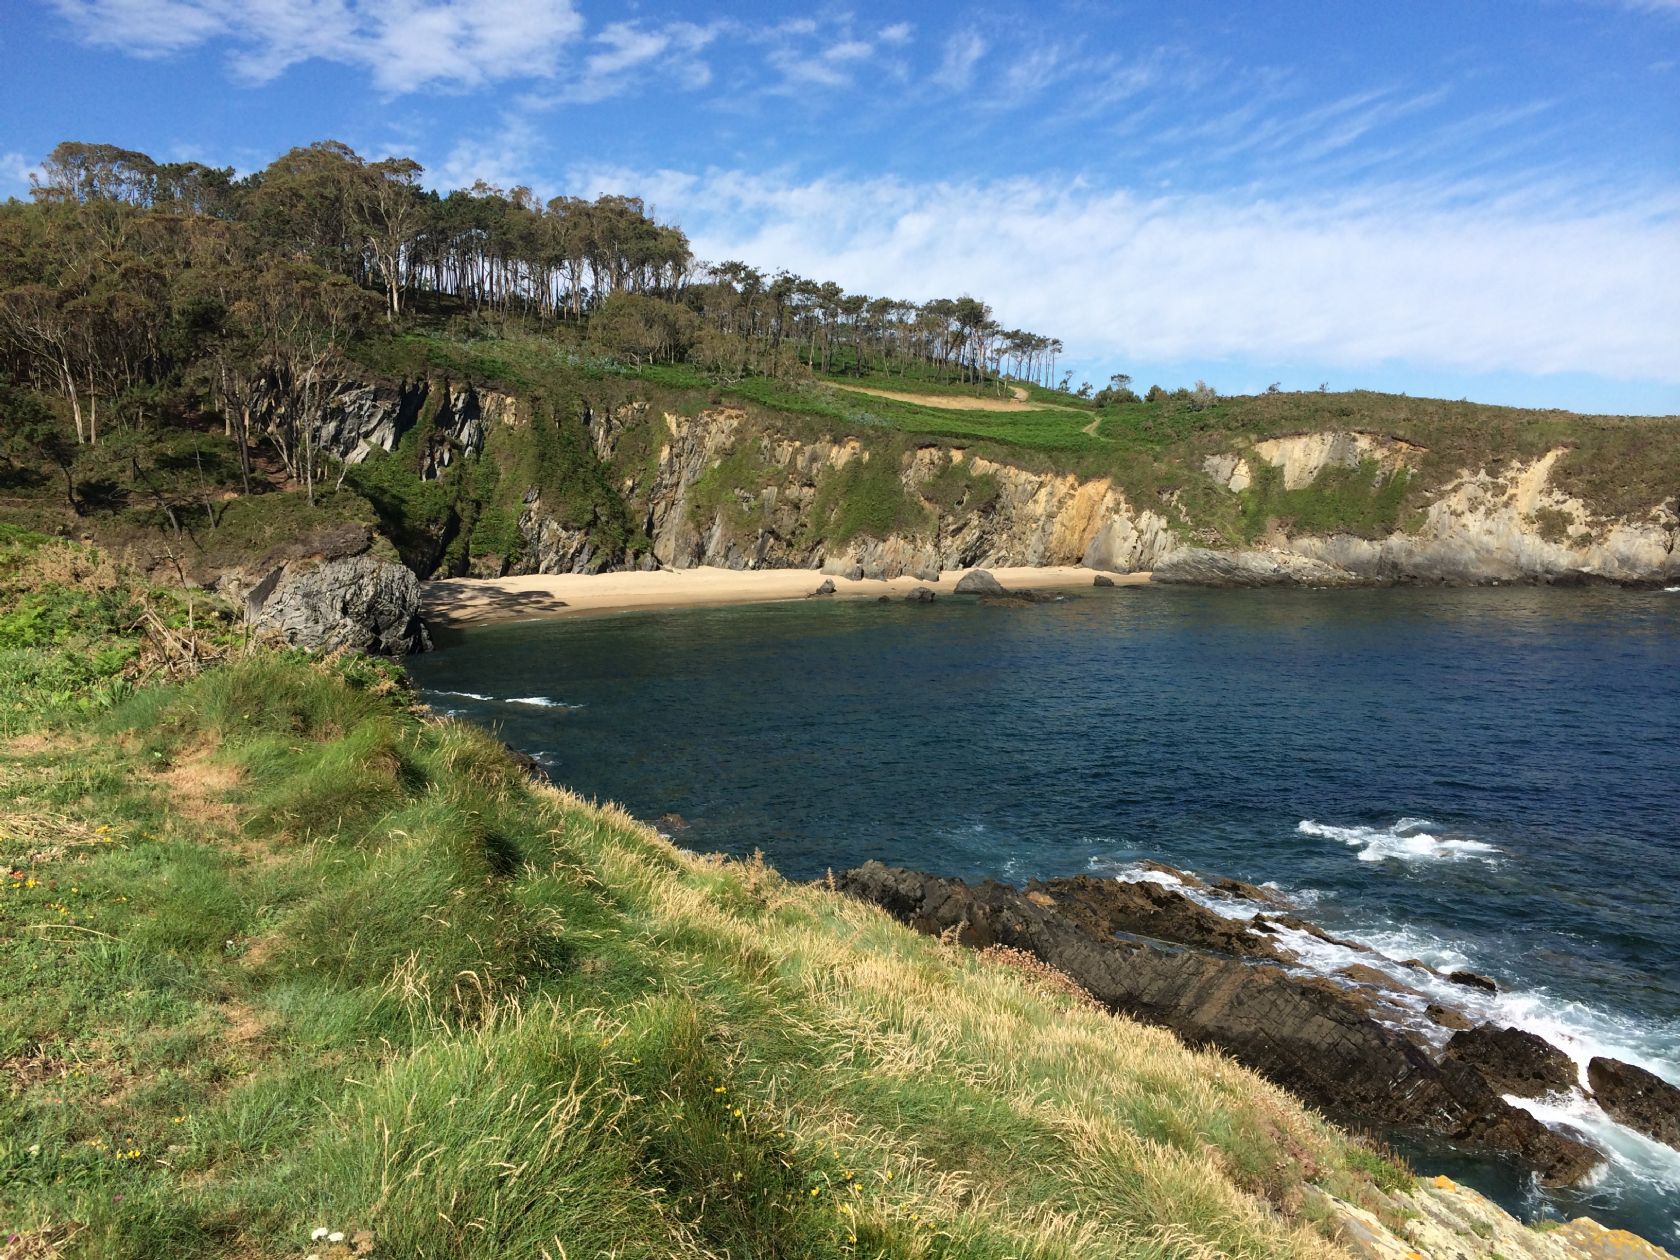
[278,370,1680,587]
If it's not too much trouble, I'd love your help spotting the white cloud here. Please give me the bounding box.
[1,152,40,199]
[527,19,720,105]
[932,30,986,91]
[49,0,585,91]
[571,165,1680,386]
[879,22,913,46]
[431,115,550,195]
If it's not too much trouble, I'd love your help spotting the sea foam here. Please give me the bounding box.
[1096,851,1680,1212]
[1298,817,1501,864]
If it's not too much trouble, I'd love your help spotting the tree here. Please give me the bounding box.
[1188,380,1218,411]
[1,383,79,513]
[234,262,377,503]
[356,157,425,318]
[589,291,697,365]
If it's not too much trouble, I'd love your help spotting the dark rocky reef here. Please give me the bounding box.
[1589,1057,1680,1152]
[1444,1025,1578,1099]
[839,861,1603,1186]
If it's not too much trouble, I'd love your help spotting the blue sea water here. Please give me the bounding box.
[408,584,1680,1245]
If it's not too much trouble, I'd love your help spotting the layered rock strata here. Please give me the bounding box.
[838,861,1602,1185]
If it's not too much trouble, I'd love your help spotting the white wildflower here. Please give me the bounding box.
[328,1233,345,1244]
[311,1228,330,1241]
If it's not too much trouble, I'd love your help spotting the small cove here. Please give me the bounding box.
[409,583,1680,1246]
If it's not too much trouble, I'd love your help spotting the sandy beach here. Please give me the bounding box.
[424,565,1149,626]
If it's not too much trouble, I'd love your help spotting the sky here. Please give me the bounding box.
[2,0,1677,413]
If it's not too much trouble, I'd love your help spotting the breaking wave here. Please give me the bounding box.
[1298,817,1501,864]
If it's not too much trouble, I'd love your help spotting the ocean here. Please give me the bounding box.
[408,583,1680,1246]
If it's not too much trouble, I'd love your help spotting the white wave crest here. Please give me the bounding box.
[507,696,581,709]
[428,689,492,701]
[1298,817,1500,864]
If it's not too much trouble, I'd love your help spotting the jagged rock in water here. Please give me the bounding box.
[904,586,936,602]
[247,554,430,656]
[1427,1004,1476,1032]
[954,568,1006,595]
[1209,875,1287,906]
[1445,1026,1579,1098]
[1588,1057,1680,1151]
[808,579,836,597]
[1449,970,1500,993]
[1026,873,1285,961]
[839,861,1602,1186]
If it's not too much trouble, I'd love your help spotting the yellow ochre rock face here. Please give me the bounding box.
[1316,1176,1675,1260]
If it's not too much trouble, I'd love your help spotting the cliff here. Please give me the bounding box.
[26,360,1670,607]
[497,399,1680,588]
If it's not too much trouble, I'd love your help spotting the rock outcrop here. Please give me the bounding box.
[839,861,1602,1186]
[1588,1057,1680,1151]
[953,568,1006,595]
[1317,1175,1677,1260]
[1444,1026,1579,1098]
[250,373,517,469]
[247,553,430,656]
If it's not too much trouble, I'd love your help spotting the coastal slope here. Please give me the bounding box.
[7,528,1674,1258]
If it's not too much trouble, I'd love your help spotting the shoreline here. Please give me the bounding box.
[423,564,1148,627]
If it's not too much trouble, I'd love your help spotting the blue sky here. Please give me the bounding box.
[3,0,1677,412]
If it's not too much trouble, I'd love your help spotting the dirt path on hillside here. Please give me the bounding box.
[832,382,1084,414]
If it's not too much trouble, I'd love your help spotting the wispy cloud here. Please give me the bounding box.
[572,164,1680,386]
[525,19,720,106]
[932,30,986,91]
[48,0,585,92]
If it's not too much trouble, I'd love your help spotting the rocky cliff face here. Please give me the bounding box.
[278,370,1677,586]
[580,403,1179,579]
[251,372,517,473]
[1170,435,1678,586]
[571,408,1678,585]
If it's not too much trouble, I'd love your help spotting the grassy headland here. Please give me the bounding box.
[0,527,1418,1259]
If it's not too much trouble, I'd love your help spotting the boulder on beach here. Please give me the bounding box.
[1093,574,1115,587]
[954,568,1006,595]
[1444,1025,1578,1098]
[1588,1057,1680,1151]
[904,586,936,603]
[808,579,836,597]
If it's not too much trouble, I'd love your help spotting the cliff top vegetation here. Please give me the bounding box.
[0,528,1408,1257]
[2,137,1675,579]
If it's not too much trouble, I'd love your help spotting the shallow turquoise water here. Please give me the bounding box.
[409,584,1680,1244]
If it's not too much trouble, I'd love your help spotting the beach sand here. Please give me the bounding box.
[424,565,1149,626]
